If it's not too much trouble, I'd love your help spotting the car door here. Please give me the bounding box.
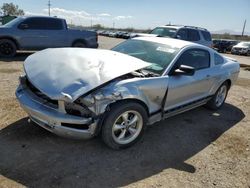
[38,18,68,48]
[164,48,214,111]
[17,17,45,49]
[17,17,67,49]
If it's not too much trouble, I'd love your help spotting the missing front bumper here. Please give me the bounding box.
[16,85,97,139]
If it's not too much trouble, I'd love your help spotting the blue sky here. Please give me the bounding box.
[1,0,250,33]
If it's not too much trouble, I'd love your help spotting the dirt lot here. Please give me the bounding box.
[0,36,250,188]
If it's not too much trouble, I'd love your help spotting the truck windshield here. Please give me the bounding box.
[2,17,24,27]
[150,27,177,37]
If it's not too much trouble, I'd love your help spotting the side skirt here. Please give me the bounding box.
[163,96,212,119]
[148,96,212,125]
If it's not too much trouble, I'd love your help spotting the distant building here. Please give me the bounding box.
[0,15,17,25]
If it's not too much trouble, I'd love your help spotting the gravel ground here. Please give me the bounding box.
[0,36,249,188]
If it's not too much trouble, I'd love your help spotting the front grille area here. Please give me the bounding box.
[234,47,242,51]
[65,102,93,118]
[25,78,58,108]
[61,123,89,130]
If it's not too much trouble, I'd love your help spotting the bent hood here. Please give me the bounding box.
[24,48,150,102]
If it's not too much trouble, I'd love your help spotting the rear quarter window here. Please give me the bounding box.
[214,53,224,65]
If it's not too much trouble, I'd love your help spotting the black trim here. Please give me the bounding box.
[161,87,169,117]
[150,109,161,116]
[164,95,212,114]
[149,95,213,118]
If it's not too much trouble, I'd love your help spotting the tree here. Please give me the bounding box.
[92,24,104,29]
[0,3,24,16]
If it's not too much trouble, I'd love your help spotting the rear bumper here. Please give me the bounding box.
[16,84,97,139]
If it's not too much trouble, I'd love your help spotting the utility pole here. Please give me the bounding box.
[242,19,246,36]
[113,21,115,30]
[48,0,51,16]
[91,17,93,28]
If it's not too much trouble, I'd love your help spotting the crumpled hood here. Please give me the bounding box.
[24,48,150,102]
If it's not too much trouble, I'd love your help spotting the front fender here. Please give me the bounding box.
[86,76,169,115]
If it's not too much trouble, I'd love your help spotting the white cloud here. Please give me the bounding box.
[25,8,134,27]
[25,11,46,16]
[97,13,111,17]
[114,15,133,20]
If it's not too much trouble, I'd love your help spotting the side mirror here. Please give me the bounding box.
[173,65,195,76]
[18,23,29,30]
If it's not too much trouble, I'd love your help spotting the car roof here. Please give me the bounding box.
[132,36,202,49]
[155,25,209,32]
[19,16,63,20]
[155,25,181,29]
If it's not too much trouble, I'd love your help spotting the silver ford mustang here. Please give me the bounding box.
[16,37,240,149]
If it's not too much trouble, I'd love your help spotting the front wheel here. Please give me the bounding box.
[0,39,17,57]
[101,102,147,149]
[205,82,229,110]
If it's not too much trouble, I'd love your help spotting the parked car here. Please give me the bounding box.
[212,39,238,53]
[149,25,212,47]
[116,31,127,38]
[107,31,116,37]
[16,37,240,149]
[0,16,98,57]
[121,32,131,39]
[231,41,250,56]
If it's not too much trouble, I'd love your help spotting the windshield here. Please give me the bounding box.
[112,39,180,75]
[150,27,177,37]
[2,17,24,27]
[239,42,250,47]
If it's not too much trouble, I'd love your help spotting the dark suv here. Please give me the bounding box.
[149,25,212,47]
[212,39,238,53]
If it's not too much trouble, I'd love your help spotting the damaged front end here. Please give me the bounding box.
[16,75,98,139]
[16,48,168,139]
[75,72,169,128]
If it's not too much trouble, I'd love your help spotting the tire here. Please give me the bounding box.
[247,50,250,56]
[101,102,148,150]
[205,82,229,110]
[0,39,17,57]
[72,41,86,48]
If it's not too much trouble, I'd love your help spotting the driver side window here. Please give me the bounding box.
[174,49,210,70]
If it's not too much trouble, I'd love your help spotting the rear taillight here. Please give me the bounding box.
[95,33,98,42]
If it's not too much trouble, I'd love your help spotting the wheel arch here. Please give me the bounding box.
[72,39,88,47]
[0,36,20,50]
[224,79,232,89]
[95,98,150,136]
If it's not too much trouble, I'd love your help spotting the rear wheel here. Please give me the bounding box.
[205,82,229,110]
[72,41,86,48]
[101,102,147,149]
[0,39,17,57]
